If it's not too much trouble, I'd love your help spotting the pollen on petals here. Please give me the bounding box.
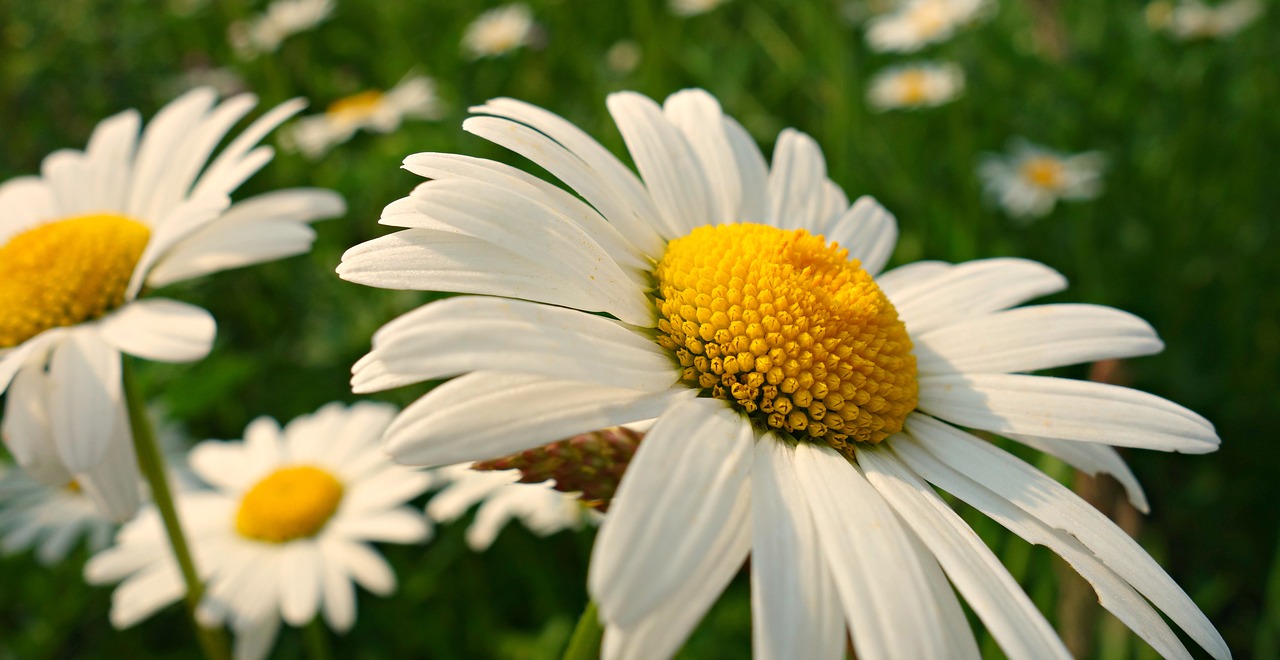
[0,214,151,348]
[653,223,918,453]
[235,466,345,543]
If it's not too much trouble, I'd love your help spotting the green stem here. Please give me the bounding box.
[562,599,603,660]
[123,360,230,660]
[303,617,334,660]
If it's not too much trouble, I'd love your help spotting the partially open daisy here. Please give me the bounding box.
[0,89,344,521]
[286,75,445,159]
[85,402,432,660]
[866,61,965,111]
[461,4,537,60]
[0,467,115,566]
[980,139,1106,220]
[865,0,991,53]
[339,89,1228,659]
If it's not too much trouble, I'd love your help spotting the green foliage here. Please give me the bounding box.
[0,0,1276,657]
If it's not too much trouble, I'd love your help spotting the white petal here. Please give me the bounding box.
[917,373,1219,453]
[383,371,688,467]
[817,180,850,230]
[892,432,1198,660]
[888,258,1068,335]
[662,89,741,226]
[280,543,323,626]
[191,98,307,200]
[875,260,951,298]
[915,304,1163,375]
[751,437,844,660]
[109,562,187,629]
[330,508,429,544]
[327,538,396,596]
[1008,433,1149,513]
[2,364,72,485]
[0,328,63,392]
[857,444,1072,659]
[127,193,233,298]
[188,441,258,492]
[607,91,713,239]
[906,527,982,660]
[321,554,357,632]
[722,117,769,224]
[80,109,141,212]
[126,88,218,220]
[97,299,216,363]
[766,129,826,232]
[792,442,951,660]
[899,417,1227,659]
[590,398,752,628]
[0,176,58,244]
[348,352,424,394]
[232,614,281,660]
[75,410,143,522]
[49,330,123,472]
[824,195,898,276]
[369,296,674,391]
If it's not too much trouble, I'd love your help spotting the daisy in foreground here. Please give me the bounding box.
[980,139,1106,220]
[286,75,445,159]
[85,402,432,660]
[339,89,1228,659]
[866,61,965,111]
[0,88,344,520]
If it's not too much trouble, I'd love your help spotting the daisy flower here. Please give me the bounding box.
[0,467,115,565]
[866,61,965,111]
[228,0,334,58]
[0,89,343,521]
[426,463,597,551]
[339,88,1229,659]
[461,4,537,60]
[1147,0,1263,40]
[85,402,432,660]
[979,139,1106,220]
[669,0,733,17]
[865,0,992,53]
[286,75,445,159]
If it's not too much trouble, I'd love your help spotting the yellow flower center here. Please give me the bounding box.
[898,70,930,105]
[909,2,949,37]
[0,214,150,349]
[235,466,344,543]
[1019,156,1066,190]
[327,90,385,123]
[653,223,918,453]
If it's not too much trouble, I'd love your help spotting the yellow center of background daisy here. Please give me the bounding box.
[898,70,930,105]
[235,466,344,543]
[1020,156,1066,190]
[327,90,385,123]
[0,214,150,349]
[653,223,918,453]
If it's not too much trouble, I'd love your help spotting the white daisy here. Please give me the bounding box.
[979,139,1106,220]
[228,0,334,58]
[0,467,115,565]
[339,88,1229,659]
[865,0,992,53]
[461,4,537,60]
[0,89,343,522]
[669,0,733,17]
[1147,0,1263,40]
[427,463,597,551]
[866,61,965,111]
[285,75,445,159]
[84,402,433,660]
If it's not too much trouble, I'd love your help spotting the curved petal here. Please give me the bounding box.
[49,329,122,472]
[917,374,1219,453]
[80,109,141,213]
[766,129,827,232]
[382,371,690,467]
[2,363,72,485]
[824,195,898,276]
[915,304,1163,375]
[127,193,233,298]
[751,437,844,660]
[75,409,142,522]
[663,89,741,226]
[191,98,308,200]
[125,88,219,220]
[0,329,63,393]
[0,176,58,243]
[329,508,429,544]
[875,260,951,298]
[590,397,752,628]
[887,258,1067,335]
[279,543,323,626]
[1007,432,1149,513]
[722,117,769,224]
[98,299,216,363]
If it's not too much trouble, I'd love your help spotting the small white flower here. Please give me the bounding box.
[228,0,334,58]
[426,463,597,551]
[0,468,114,565]
[980,139,1106,220]
[865,0,992,52]
[1148,0,1263,40]
[85,402,433,660]
[867,61,965,111]
[669,0,733,17]
[286,75,445,159]
[606,40,642,75]
[461,4,536,59]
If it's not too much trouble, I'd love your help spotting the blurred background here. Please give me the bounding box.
[0,0,1276,657]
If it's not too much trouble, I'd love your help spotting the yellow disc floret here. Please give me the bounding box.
[653,223,918,454]
[235,466,345,543]
[0,214,151,348]
[327,90,385,123]
[1019,156,1066,190]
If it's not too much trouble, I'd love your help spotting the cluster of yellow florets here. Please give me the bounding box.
[235,466,345,543]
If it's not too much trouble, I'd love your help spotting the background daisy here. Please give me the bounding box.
[461,4,537,59]
[979,139,1107,220]
[866,61,965,111]
[286,75,445,158]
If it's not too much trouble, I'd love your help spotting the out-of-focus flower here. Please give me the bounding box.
[228,0,334,58]
[85,402,433,660]
[865,0,992,52]
[980,139,1106,220]
[426,463,597,551]
[285,76,445,158]
[0,89,344,521]
[669,0,733,17]
[461,4,536,59]
[166,66,248,98]
[606,40,642,75]
[1147,0,1263,40]
[339,89,1227,659]
[0,469,114,565]
[867,61,965,111]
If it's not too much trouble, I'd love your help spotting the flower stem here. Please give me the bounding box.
[562,599,603,660]
[123,360,230,660]
[303,617,334,660]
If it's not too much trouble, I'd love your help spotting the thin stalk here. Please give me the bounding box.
[123,360,230,660]
[303,617,334,660]
[562,599,603,660]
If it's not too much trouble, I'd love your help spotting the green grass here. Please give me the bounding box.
[1,0,1277,657]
